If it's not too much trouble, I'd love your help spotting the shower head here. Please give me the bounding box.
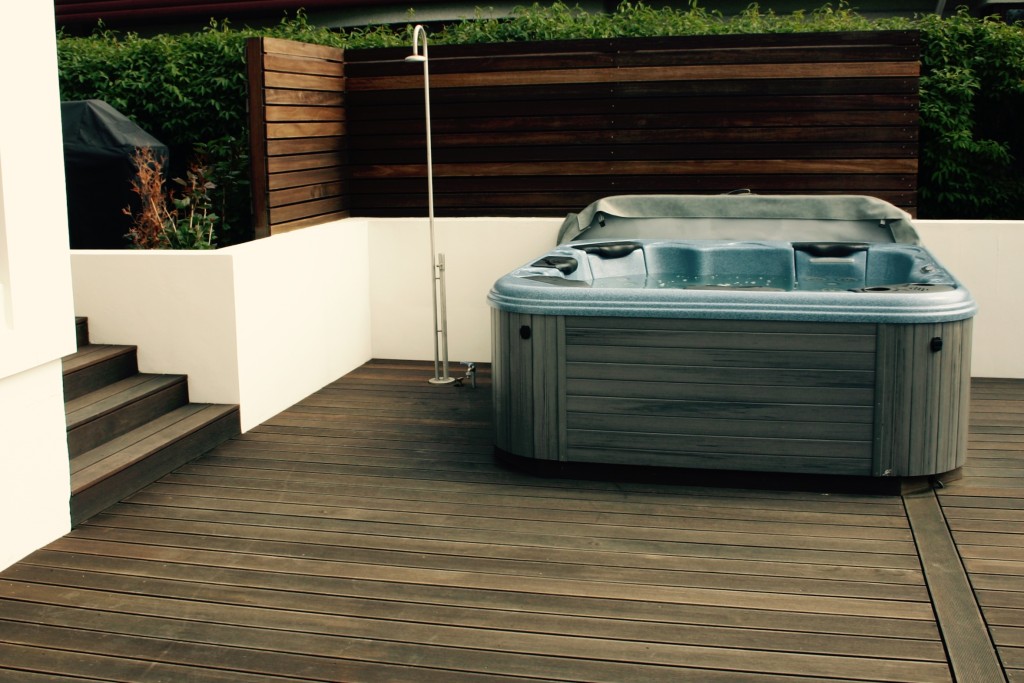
[406,24,428,64]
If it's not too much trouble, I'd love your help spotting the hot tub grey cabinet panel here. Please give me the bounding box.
[493,312,971,478]
[873,319,973,477]
[492,310,564,460]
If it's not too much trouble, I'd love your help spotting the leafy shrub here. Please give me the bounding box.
[57,3,1024,239]
[915,9,1024,218]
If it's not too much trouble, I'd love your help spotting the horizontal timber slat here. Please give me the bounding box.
[354,158,918,178]
[264,88,345,107]
[347,61,920,91]
[353,76,918,104]
[564,324,877,351]
[268,167,346,191]
[565,362,876,388]
[266,136,344,157]
[566,396,875,424]
[349,126,918,151]
[352,92,917,117]
[264,71,344,92]
[267,152,345,174]
[265,105,345,123]
[350,176,916,196]
[355,143,916,166]
[565,348,876,374]
[569,447,873,476]
[266,121,345,139]
[261,36,345,61]
[566,378,876,406]
[565,316,877,334]
[268,181,345,208]
[567,428,872,459]
[349,110,919,136]
[269,196,347,224]
[270,212,350,235]
[263,52,344,78]
[568,412,873,440]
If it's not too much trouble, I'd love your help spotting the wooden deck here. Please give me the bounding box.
[1,360,1020,682]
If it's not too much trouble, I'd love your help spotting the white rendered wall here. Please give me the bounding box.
[916,220,1024,379]
[367,217,560,363]
[69,251,240,404]
[71,219,373,431]
[0,363,73,570]
[227,220,372,429]
[0,2,77,570]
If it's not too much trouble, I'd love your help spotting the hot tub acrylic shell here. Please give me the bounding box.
[488,195,976,479]
[490,239,974,324]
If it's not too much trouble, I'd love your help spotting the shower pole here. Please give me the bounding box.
[406,24,455,385]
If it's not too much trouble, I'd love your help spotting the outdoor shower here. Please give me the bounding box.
[406,24,455,385]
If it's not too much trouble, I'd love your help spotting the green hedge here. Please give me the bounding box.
[57,4,1024,243]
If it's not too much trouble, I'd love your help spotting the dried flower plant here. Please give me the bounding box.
[124,146,218,250]
[124,146,173,249]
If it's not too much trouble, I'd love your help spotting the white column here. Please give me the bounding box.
[0,1,77,570]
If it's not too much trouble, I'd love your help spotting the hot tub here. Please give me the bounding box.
[488,195,977,480]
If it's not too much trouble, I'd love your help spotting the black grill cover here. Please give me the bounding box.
[61,100,168,249]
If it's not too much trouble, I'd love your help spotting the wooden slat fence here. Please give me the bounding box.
[344,31,920,218]
[248,31,920,234]
[246,37,348,237]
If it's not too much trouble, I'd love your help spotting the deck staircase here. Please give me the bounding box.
[63,317,240,525]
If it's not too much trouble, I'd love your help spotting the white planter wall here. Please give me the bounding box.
[228,222,372,429]
[71,220,373,432]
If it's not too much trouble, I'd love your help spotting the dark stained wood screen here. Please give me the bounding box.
[246,37,348,237]
[343,31,920,218]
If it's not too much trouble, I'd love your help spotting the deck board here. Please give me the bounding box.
[4,361,1023,681]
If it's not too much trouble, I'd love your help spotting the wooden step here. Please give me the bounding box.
[70,403,240,526]
[62,344,138,401]
[63,317,241,526]
[65,374,189,458]
[74,316,89,348]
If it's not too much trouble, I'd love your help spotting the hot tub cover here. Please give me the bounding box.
[557,194,921,245]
